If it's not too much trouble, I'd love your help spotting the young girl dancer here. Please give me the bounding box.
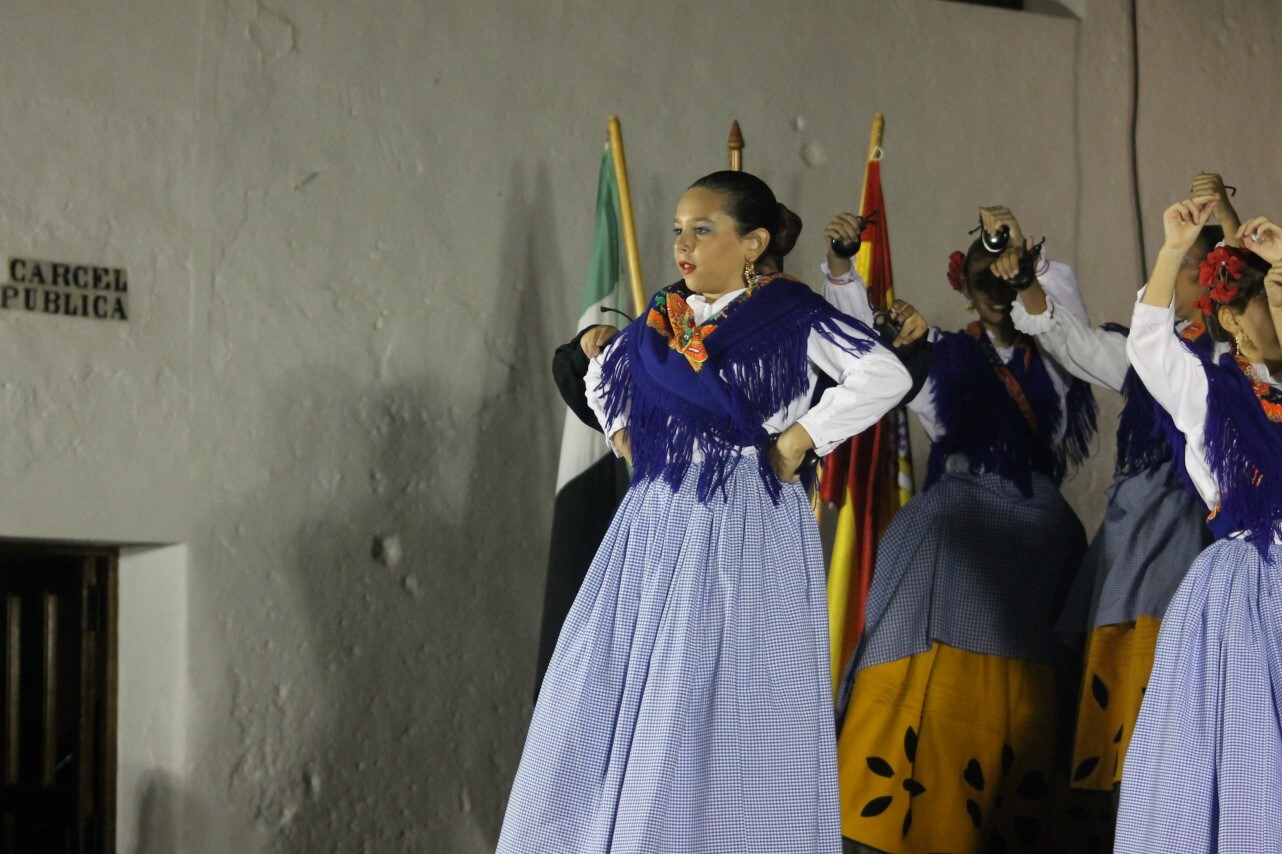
[834,209,1099,853]
[1115,201,1282,851]
[1009,178,1238,796]
[499,171,911,853]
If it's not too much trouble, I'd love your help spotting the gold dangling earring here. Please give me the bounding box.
[964,299,976,313]
[743,259,760,288]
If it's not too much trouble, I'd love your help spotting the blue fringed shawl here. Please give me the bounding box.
[925,326,1097,496]
[1109,322,1211,487]
[597,276,877,503]
[1194,347,1282,551]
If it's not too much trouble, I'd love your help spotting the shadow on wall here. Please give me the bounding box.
[134,770,210,854]
[165,160,563,853]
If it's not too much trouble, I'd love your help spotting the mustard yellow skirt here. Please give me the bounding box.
[837,643,1111,853]
[1068,615,1161,791]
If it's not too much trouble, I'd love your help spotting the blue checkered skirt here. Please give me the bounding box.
[851,470,1086,678]
[1056,462,1211,632]
[1115,538,1282,851]
[498,458,841,853]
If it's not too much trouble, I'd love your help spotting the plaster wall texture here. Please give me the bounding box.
[0,1,1277,851]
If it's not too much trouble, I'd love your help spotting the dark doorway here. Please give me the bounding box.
[0,544,117,854]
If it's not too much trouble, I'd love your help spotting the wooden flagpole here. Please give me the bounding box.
[858,113,884,214]
[727,121,744,171]
[608,116,646,316]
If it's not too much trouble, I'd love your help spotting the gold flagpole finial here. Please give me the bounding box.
[727,121,744,171]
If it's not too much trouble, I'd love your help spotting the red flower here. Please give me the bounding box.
[947,250,966,293]
[1194,294,1214,316]
[1197,245,1250,308]
[1210,278,1239,304]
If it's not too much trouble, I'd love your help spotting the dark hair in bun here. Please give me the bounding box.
[772,203,802,259]
[688,171,802,262]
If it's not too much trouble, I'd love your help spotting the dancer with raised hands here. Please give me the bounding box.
[1115,200,1282,851]
[834,207,1099,853]
[500,170,910,853]
[1008,182,1228,799]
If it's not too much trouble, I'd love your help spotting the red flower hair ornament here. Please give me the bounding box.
[1194,245,1248,317]
[947,250,966,293]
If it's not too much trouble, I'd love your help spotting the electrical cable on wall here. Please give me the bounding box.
[1130,0,1147,281]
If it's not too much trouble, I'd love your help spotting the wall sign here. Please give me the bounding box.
[0,257,129,321]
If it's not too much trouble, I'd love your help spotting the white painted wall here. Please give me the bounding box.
[0,1,1278,851]
[117,545,189,854]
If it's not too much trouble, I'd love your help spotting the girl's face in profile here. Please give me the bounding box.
[1230,294,1282,363]
[672,187,763,300]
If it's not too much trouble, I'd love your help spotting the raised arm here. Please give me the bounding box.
[1012,268,1128,392]
[820,211,876,327]
[1237,216,1282,350]
[1142,198,1219,310]
[1191,172,1242,246]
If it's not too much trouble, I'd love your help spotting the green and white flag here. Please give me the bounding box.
[537,148,631,692]
[556,149,623,490]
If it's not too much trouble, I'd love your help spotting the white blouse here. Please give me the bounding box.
[584,283,911,458]
[1126,292,1281,510]
[1012,291,1128,393]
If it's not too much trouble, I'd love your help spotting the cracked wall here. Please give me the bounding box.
[0,1,1278,852]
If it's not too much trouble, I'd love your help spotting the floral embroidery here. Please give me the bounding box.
[644,274,789,371]
[1179,321,1207,342]
[645,291,713,370]
[858,725,927,838]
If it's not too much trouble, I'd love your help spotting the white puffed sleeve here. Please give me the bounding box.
[797,321,911,455]
[1125,292,1218,506]
[820,259,877,327]
[1012,293,1128,392]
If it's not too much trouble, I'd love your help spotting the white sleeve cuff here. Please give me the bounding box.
[1011,295,1056,335]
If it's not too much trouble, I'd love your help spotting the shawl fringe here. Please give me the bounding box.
[1201,350,1282,554]
[925,330,1096,496]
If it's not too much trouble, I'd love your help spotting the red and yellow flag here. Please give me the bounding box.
[819,118,915,690]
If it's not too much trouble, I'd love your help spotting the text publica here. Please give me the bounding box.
[2,257,129,321]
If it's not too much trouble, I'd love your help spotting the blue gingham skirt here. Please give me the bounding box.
[498,459,841,853]
[1116,538,1282,852]
[852,470,1085,676]
[1057,462,1211,632]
